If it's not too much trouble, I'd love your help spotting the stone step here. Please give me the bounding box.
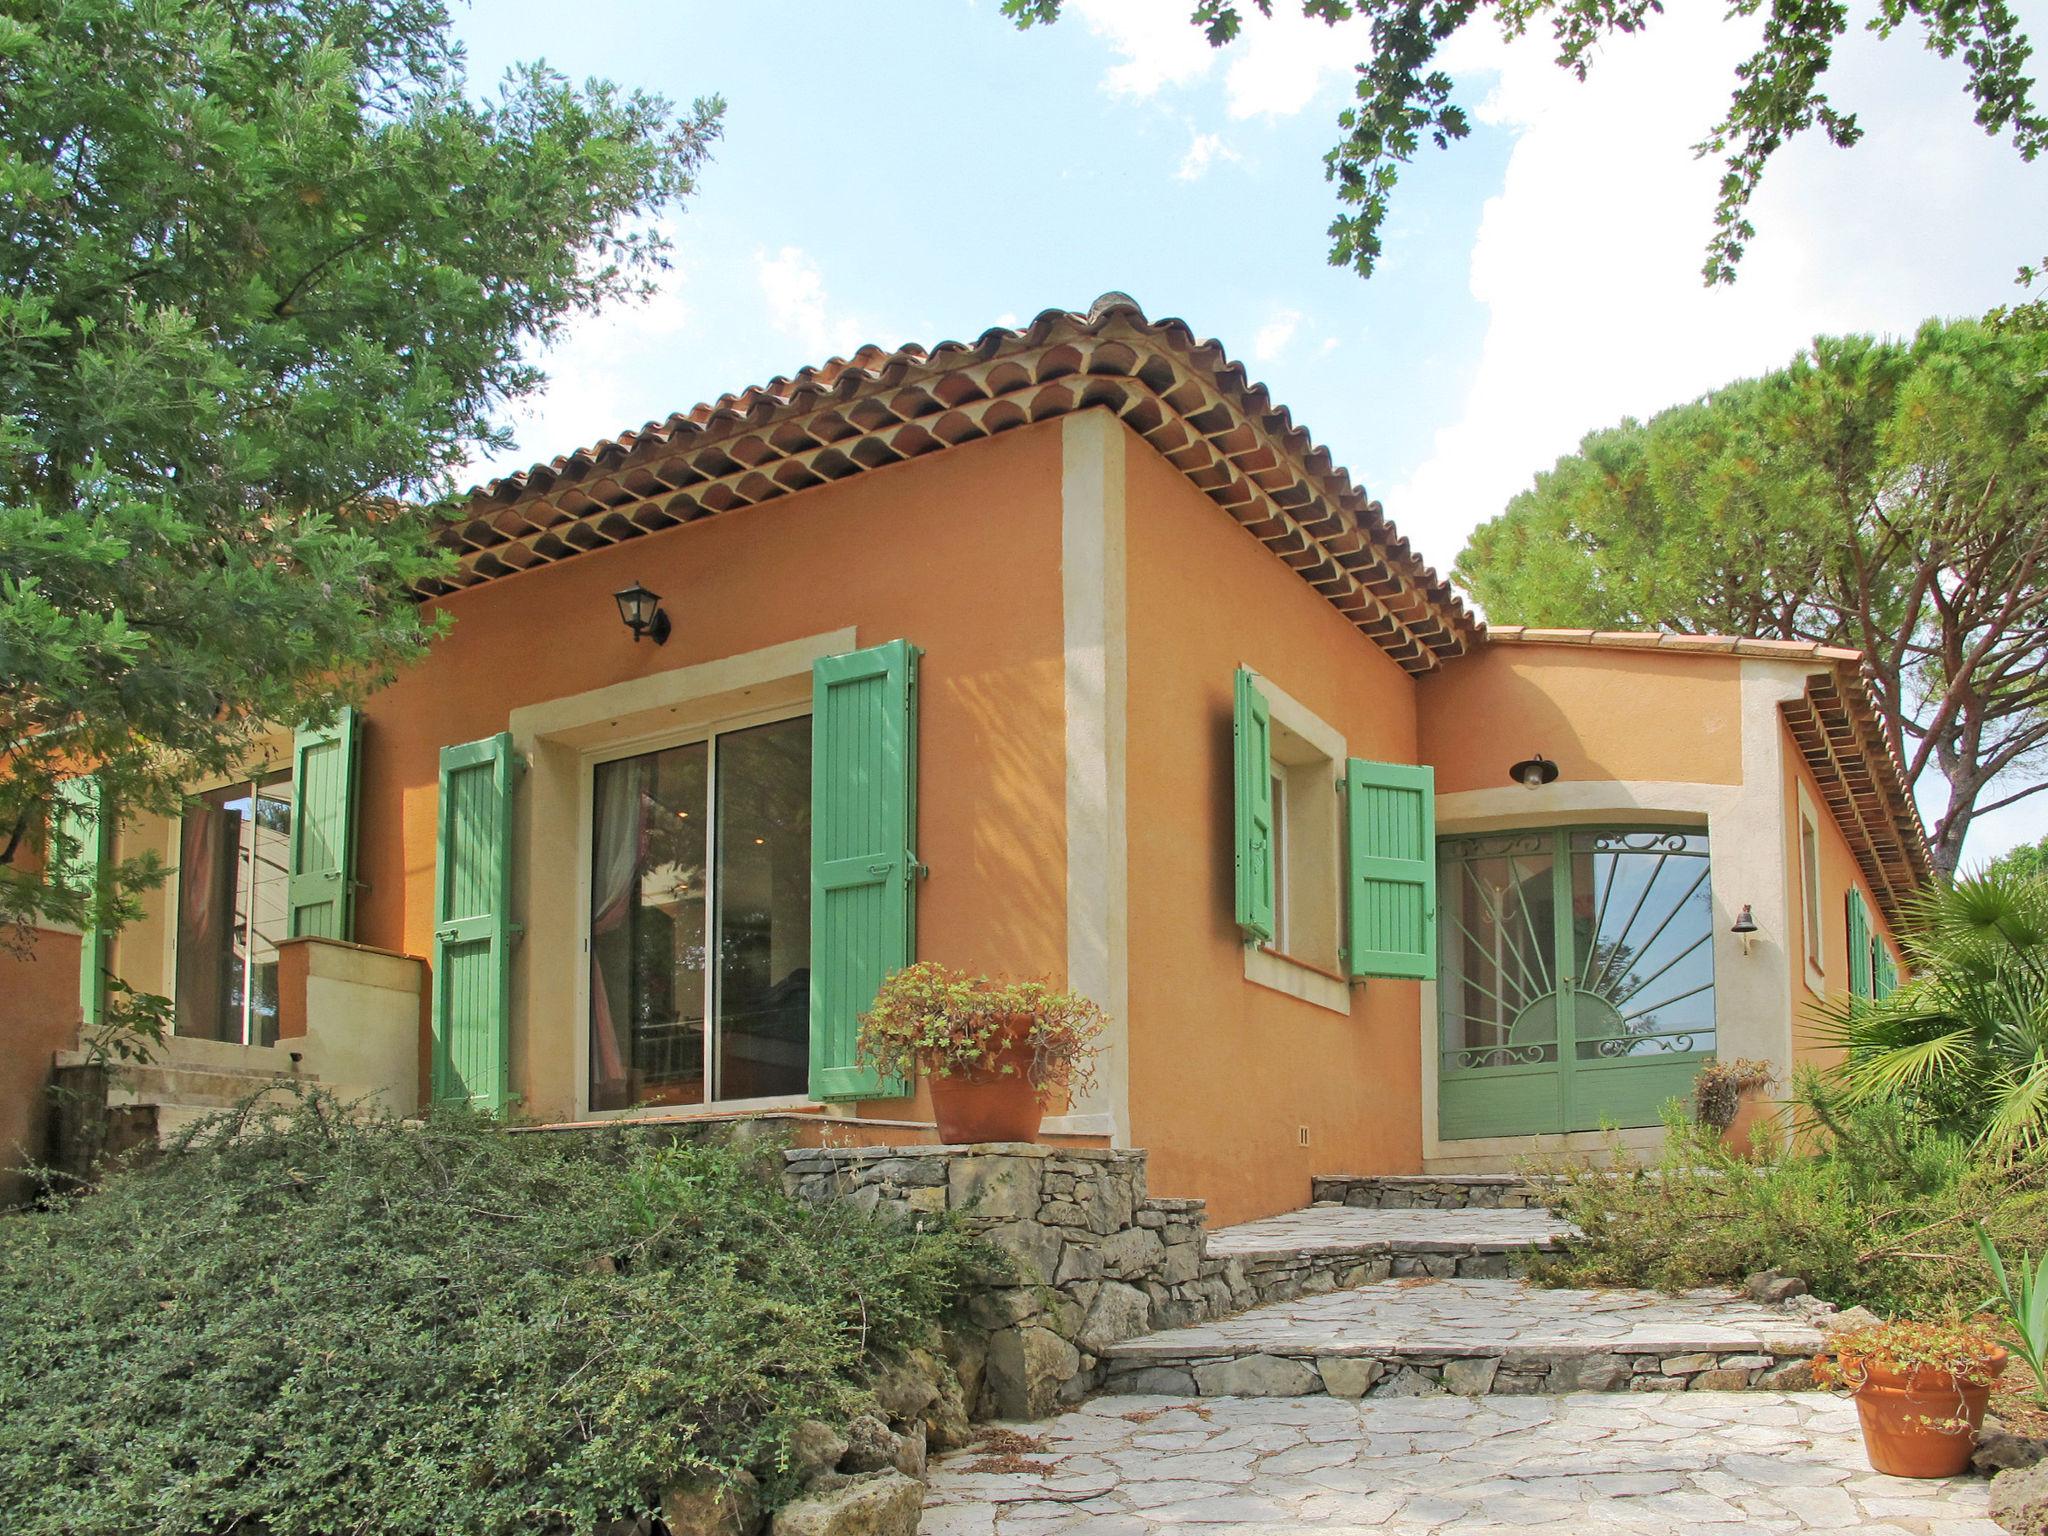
[1206,1205,1570,1287]
[1098,1276,1828,1400]
[57,1049,314,1112]
[1309,1173,1560,1210]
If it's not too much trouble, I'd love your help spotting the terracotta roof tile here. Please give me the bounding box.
[430,293,1482,674]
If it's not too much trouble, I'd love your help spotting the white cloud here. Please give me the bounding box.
[1068,0,1214,97]
[1385,5,2048,572]
[1319,336,1340,355]
[1252,308,1302,362]
[1176,131,1241,181]
[1069,0,1368,118]
[756,244,870,362]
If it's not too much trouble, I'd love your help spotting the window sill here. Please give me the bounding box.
[1245,942,1353,1016]
[1259,945,1348,985]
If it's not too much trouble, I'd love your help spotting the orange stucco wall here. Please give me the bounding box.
[1783,719,1902,1072]
[352,421,1071,1122]
[1417,647,1743,795]
[1122,430,1424,1226]
[0,926,81,1206]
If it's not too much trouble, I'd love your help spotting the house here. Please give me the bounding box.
[5,294,1928,1225]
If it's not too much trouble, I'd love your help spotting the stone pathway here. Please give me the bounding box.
[922,1391,2000,1535]
[1207,1206,1572,1258]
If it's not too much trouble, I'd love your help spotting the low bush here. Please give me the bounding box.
[0,1090,973,1536]
[1530,1076,2048,1316]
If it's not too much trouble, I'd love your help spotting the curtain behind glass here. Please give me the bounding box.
[174,795,236,1040]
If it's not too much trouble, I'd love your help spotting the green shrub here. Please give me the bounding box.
[1531,1076,2048,1316]
[0,1090,973,1536]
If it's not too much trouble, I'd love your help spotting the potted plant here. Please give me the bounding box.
[1691,1057,1775,1156]
[1814,1316,2009,1477]
[858,963,1106,1145]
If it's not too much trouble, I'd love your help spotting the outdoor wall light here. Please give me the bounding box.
[613,581,671,645]
[1508,752,1559,790]
[1732,904,1759,956]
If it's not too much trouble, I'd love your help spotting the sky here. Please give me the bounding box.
[452,0,2048,862]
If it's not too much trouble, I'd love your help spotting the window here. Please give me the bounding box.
[588,713,812,1111]
[1798,787,1825,983]
[174,771,293,1046]
[1266,718,1340,973]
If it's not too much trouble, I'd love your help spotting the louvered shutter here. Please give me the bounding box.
[288,707,362,940]
[431,732,517,1111]
[1874,938,1899,999]
[809,640,919,1101]
[1344,758,1437,980]
[1233,668,1275,943]
[1846,888,1874,1000]
[54,777,113,1028]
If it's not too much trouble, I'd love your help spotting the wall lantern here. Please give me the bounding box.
[613,581,671,646]
[1731,903,1759,956]
[1508,752,1559,790]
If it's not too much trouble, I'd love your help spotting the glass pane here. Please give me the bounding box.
[715,717,812,1101]
[174,787,243,1041]
[1570,830,1715,1059]
[1438,835,1558,1070]
[589,743,709,1111]
[245,772,292,1047]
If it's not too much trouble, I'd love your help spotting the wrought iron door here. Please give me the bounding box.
[1437,828,1716,1138]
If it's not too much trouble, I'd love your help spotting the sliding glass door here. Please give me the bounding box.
[174,772,293,1046]
[587,713,812,1112]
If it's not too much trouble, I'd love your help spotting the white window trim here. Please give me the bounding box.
[1240,670,1351,1017]
[574,697,816,1122]
[1796,779,1827,996]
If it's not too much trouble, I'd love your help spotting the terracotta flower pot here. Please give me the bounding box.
[926,1015,1044,1145]
[1842,1350,2007,1478]
[1719,1082,1774,1158]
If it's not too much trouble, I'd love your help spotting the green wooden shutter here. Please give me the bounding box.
[1233,667,1275,943]
[1874,936,1899,999]
[432,732,517,1112]
[54,776,113,1029]
[288,707,362,940]
[1344,758,1437,980]
[1846,888,1873,999]
[809,639,919,1101]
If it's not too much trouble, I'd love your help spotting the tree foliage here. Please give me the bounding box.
[1456,318,2048,873]
[1002,0,2046,284]
[0,1093,972,1536]
[0,0,721,933]
[1990,834,2048,883]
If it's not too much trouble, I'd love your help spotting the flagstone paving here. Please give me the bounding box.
[922,1391,2000,1535]
[1204,1205,1572,1258]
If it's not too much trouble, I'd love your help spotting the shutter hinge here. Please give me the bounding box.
[910,860,930,881]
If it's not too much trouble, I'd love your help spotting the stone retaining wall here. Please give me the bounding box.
[1098,1344,1818,1399]
[785,1144,1457,1420]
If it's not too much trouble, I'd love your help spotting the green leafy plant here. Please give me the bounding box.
[1691,1057,1774,1133]
[0,1087,971,1536]
[1977,1223,2048,1398]
[858,962,1105,1103]
[1813,1314,2009,1434]
[1820,869,2048,1151]
[1529,1074,2048,1316]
